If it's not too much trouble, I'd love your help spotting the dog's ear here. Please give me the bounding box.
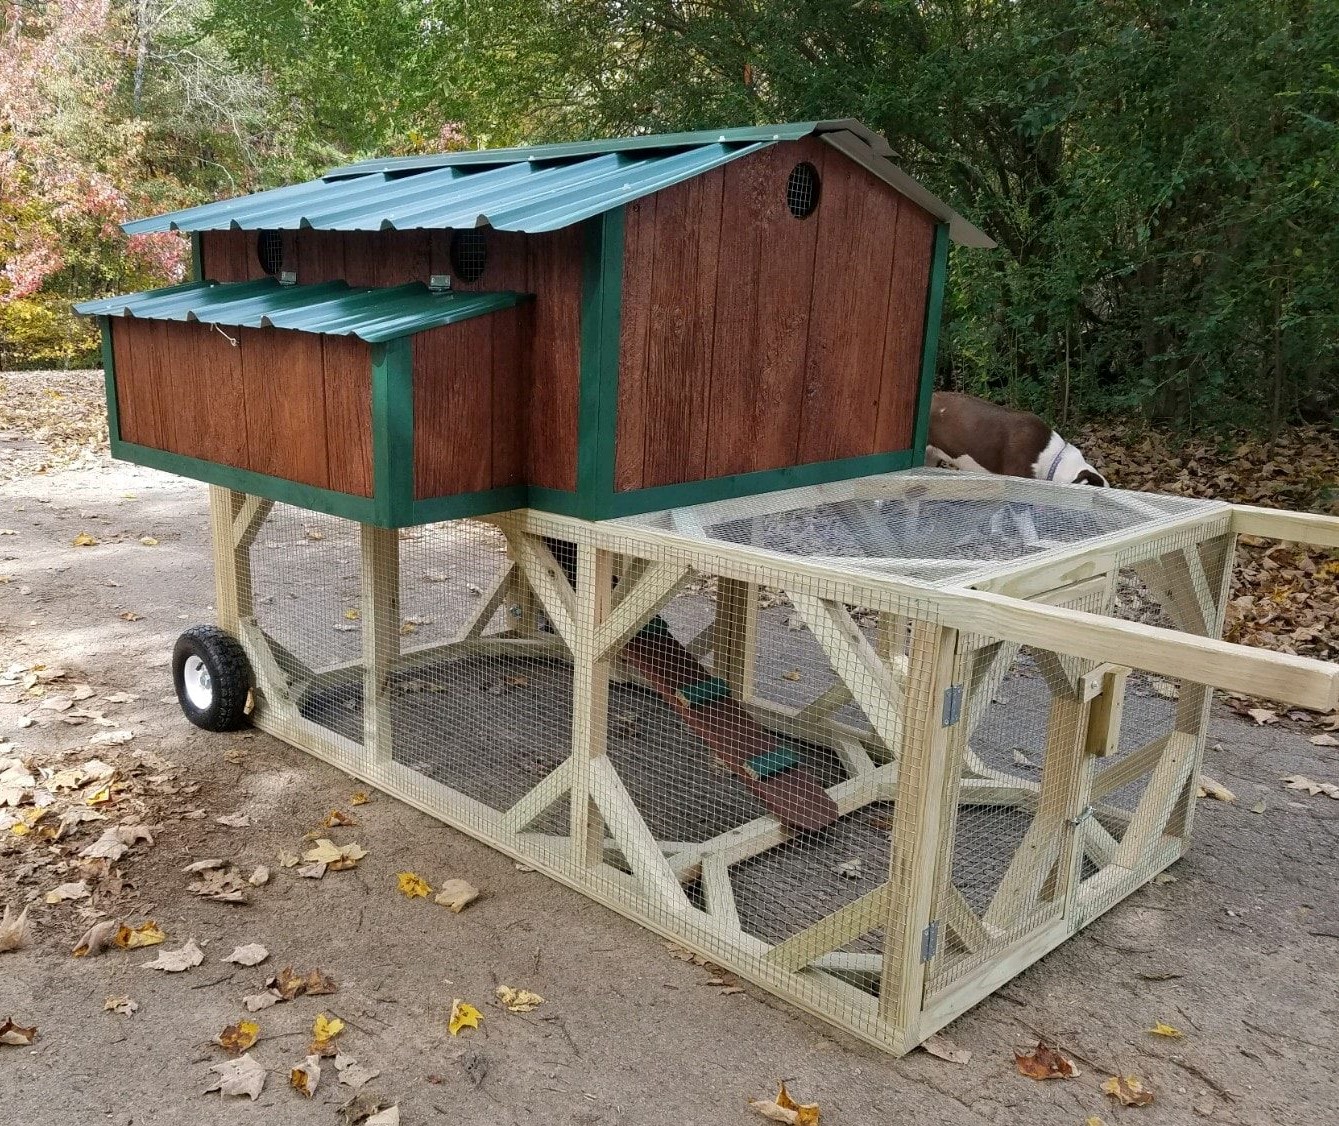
[1075,469,1109,488]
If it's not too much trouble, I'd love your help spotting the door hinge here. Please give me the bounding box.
[920,920,942,963]
[941,684,964,727]
[1067,804,1095,829]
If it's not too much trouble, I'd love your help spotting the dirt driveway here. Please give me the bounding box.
[1,372,1337,1125]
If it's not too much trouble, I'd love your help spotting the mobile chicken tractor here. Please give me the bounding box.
[77,121,1339,1056]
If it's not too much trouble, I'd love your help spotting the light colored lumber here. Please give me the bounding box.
[237,619,293,706]
[699,853,741,931]
[941,884,990,954]
[1092,733,1173,800]
[208,487,246,631]
[878,623,960,1034]
[569,546,614,869]
[505,529,577,649]
[833,733,876,779]
[592,560,692,661]
[710,577,759,699]
[360,525,400,764]
[1232,503,1339,549]
[588,755,692,913]
[789,591,905,755]
[459,560,517,640]
[1112,732,1197,868]
[1082,664,1129,757]
[765,883,891,972]
[231,494,273,551]
[500,758,573,834]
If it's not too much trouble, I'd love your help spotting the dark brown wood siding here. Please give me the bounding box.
[109,320,373,496]
[411,304,529,499]
[614,138,936,491]
[199,227,582,495]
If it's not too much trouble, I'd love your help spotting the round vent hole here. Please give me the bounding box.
[786,162,821,219]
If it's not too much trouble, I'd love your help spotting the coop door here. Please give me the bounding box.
[921,575,1114,1000]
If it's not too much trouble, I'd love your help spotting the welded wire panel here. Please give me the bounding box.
[615,468,1228,587]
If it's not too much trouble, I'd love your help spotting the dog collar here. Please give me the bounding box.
[1045,444,1069,482]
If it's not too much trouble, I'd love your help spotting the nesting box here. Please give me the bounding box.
[77,121,991,525]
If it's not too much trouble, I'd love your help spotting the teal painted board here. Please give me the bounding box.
[76,279,528,344]
[910,224,951,462]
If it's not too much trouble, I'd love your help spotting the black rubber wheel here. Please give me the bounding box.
[173,625,252,732]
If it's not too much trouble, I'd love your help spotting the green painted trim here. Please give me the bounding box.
[575,209,626,507]
[371,336,414,525]
[110,439,379,522]
[190,232,204,282]
[98,318,121,444]
[526,486,586,518]
[592,449,916,519]
[411,486,529,524]
[911,223,951,462]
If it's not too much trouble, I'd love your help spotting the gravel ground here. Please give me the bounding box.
[2,370,1338,1125]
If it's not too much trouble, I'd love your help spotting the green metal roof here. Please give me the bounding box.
[75,279,528,343]
[121,120,993,248]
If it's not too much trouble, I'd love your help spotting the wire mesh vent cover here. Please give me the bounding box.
[786,162,821,219]
[450,230,489,282]
[256,230,283,276]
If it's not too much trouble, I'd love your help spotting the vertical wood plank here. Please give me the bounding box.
[797,147,901,464]
[878,624,959,1038]
[875,203,935,452]
[109,319,166,449]
[360,525,400,763]
[208,487,246,633]
[612,196,656,491]
[238,327,330,489]
[199,230,253,281]
[295,231,347,284]
[525,227,583,491]
[322,334,375,497]
[711,578,758,700]
[412,320,493,497]
[569,544,614,869]
[490,304,528,488]
[182,322,249,468]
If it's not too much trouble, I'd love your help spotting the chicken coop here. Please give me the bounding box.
[76,122,1339,1056]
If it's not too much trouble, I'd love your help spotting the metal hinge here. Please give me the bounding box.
[1067,805,1095,829]
[920,920,941,963]
[941,684,964,727]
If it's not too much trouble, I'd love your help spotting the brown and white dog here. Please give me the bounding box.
[926,392,1108,488]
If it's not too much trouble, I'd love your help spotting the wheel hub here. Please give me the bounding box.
[183,654,214,710]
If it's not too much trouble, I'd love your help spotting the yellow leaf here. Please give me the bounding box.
[1101,1075,1155,1107]
[290,1055,321,1097]
[85,784,111,805]
[397,872,432,899]
[309,1012,344,1055]
[322,809,357,828]
[350,792,370,805]
[1148,1021,1183,1038]
[448,999,482,1036]
[10,808,45,836]
[114,920,165,949]
[399,620,418,635]
[217,1019,260,1053]
[748,1081,820,1125]
[343,608,361,621]
[496,985,543,1013]
[139,536,158,546]
[72,532,98,547]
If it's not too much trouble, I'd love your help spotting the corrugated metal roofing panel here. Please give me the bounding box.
[118,120,993,248]
[75,279,528,343]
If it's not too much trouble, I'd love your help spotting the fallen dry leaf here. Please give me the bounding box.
[0,1017,37,1046]
[243,991,282,1013]
[139,536,158,546]
[205,1053,266,1100]
[1147,1022,1183,1038]
[448,998,482,1036]
[323,809,357,828]
[1102,1074,1155,1106]
[365,1109,399,1126]
[1197,775,1236,803]
[268,966,337,1001]
[44,880,90,905]
[921,1032,971,1065]
[1014,1041,1080,1080]
[1282,775,1339,798]
[277,849,299,868]
[72,532,98,547]
[334,1053,381,1091]
[1309,733,1339,747]
[247,866,270,887]
[434,878,480,913]
[143,937,203,972]
[116,920,166,949]
[224,944,269,967]
[217,1019,260,1054]
[1246,708,1278,726]
[296,861,327,879]
[103,995,138,1016]
[73,918,119,958]
[350,792,370,806]
[396,872,431,899]
[496,985,543,1013]
[303,838,366,870]
[310,1012,345,1056]
[290,1055,322,1098]
[748,1081,821,1125]
[215,811,250,828]
[781,669,802,682]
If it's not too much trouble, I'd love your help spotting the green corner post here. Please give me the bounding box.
[910,223,951,463]
[371,335,415,527]
[575,207,626,518]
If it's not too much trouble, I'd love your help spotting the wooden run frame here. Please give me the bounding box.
[206,480,1339,1057]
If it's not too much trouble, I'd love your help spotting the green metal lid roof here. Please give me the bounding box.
[122,120,993,248]
[75,279,528,343]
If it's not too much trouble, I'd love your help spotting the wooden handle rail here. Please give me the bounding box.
[1231,503,1339,550]
[938,588,1339,713]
